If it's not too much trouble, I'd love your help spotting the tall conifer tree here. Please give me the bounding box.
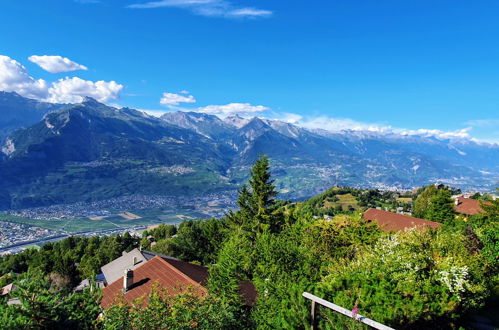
[230,155,282,233]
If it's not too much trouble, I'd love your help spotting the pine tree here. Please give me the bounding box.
[230,155,282,233]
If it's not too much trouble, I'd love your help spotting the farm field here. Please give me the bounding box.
[323,193,360,211]
[0,207,215,234]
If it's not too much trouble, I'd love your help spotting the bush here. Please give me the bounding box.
[317,228,490,328]
[103,286,244,329]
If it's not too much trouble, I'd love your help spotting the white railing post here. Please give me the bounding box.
[302,292,395,330]
[311,300,318,330]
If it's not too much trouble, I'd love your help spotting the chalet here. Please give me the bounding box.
[363,208,441,232]
[454,196,489,216]
[100,251,256,309]
[101,248,162,285]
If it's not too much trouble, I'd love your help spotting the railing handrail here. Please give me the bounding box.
[302,292,395,330]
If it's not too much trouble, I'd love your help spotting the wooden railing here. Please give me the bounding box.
[302,292,395,330]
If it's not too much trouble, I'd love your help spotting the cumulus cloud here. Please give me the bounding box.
[158,90,270,116]
[160,92,196,105]
[195,103,269,116]
[0,55,122,103]
[128,0,272,19]
[47,77,123,103]
[28,55,88,73]
[0,55,49,99]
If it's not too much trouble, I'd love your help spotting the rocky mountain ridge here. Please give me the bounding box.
[0,92,497,209]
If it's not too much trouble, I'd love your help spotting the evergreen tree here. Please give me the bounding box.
[229,155,283,233]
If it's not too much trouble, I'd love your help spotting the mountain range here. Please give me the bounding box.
[0,91,497,209]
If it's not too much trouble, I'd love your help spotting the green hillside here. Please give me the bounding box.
[0,157,497,329]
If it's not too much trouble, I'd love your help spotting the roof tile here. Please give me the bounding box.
[363,208,441,232]
[454,197,489,215]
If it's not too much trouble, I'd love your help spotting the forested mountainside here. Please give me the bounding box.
[1,92,498,209]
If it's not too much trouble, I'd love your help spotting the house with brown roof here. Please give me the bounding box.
[454,197,489,216]
[363,208,442,232]
[101,248,152,285]
[101,253,257,309]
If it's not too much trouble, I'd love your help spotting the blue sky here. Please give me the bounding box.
[1,0,499,141]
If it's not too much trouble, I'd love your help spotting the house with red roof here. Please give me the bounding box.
[101,251,256,309]
[454,197,489,216]
[363,208,442,232]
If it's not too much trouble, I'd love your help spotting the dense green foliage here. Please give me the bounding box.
[0,233,139,287]
[0,157,497,329]
[413,184,456,223]
[143,218,228,265]
[296,186,412,219]
[317,228,490,328]
[0,270,100,329]
[103,286,246,329]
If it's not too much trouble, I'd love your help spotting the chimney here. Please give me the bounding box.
[123,269,133,293]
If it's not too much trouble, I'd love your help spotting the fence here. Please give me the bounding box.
[302,292,395,330]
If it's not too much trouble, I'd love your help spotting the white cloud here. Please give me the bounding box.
[226,7,272,18]
[28,55,88,73]
[274,112,303,124]
[397,127,473,139]
[127,0,272,19]
[0,55,49,99]
[160,92,196,105]
[297,115,392,133]
[0,55,122,104]
[158,90,270,117]
[195,103,269,116]
[273,111,475,141]
[47,77,123,103]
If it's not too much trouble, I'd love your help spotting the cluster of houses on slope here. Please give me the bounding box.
[0,196,489,310]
